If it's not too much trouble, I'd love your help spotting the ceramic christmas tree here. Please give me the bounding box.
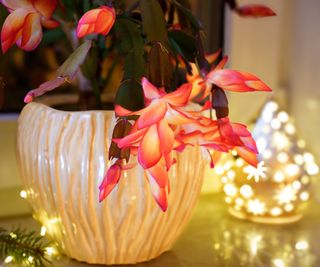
[219,100,319,224]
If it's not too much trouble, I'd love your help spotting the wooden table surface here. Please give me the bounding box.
[1,194,319,267]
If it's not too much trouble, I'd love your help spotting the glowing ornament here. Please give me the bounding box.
[220,100,318,224]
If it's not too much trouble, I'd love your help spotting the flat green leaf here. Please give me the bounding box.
[115,79,144,111]
[172,0,202,32]
[148,42,173,89]
[57,40,92,79]
[114,18,145,79]
[140,0,168,45]
[169,30,198,62]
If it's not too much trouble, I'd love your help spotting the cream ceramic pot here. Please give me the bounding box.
[17,101,205,265]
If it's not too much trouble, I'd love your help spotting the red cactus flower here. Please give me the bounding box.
[77,6,116,38]
[0,0,59,53]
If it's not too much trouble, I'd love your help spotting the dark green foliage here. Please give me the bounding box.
[140,0,169,47]
[148,43,173,89]
[0,227,52,267]
[115,79,144,111]
[169,30,198,62]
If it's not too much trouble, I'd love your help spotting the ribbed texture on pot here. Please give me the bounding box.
[17,102,205,265]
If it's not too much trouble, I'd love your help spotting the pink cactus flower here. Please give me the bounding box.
[0,0,59,53]
[77,6,115,38]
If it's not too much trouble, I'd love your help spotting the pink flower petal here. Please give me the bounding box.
[77,6,115,38]
[215,55,228,70]
[41,18,59,29]
[146,172,168,212]
[137,100,167,129]
[0,0,33,11]
[230,122,251,137]
[116,127,148,149]
[235,147,258,167]
[17,12,42,51]
[166,107,198,125]
[138,124,162,169]
[32,0,57,18]
[205,49,222,64]
[207,69,272,92]
[1,8,29,53]
[114,105,142,116]
[163,83,192,107]
[157,119,174,155]
[141,77,161,100]
[99,163,122,202]
[147,161,168,188]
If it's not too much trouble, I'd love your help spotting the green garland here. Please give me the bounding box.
[0,227,52,267]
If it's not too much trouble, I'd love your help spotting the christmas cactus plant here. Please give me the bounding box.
[0,0,275,211]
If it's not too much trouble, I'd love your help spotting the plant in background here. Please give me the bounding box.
[0,0,275,211]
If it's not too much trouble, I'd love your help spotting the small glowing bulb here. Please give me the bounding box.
[306,163,319,175]
[273,258,286,267]
[277,152,289,163]
[295,240,309,251]
[227,170,236,180]
[221,176,228,184]
[5,256,14,263]
[215,166,224,175]
[40,226,47,236]
[247,199,265,215]
[225,196,232,204]
[236,158,244,167]
[20,190,27,199]
[270,207,282,216]
[284,203,294,212]
[224,184,238,197]
[285,164,300,177]
[273,132,290,149]
[266,101,279,112]
[263,149,272,159]
[240,184,254,198]
[231,150,238,156]
[292,181,302,190]
[277,185,297,204]
[285,123,296,135]
[45,246,58,257]
[271,118,281,130]
[297,139,306,148]
[224,161,232,171]
[10,232,17,239]
[235,198,244,206]
[301,175,310,185]
[303,153,314,163]
[273,171,285,183]
[294,154,304,165]
[277,111,289,122]
[300,191,309,201]
[28,256,34,263]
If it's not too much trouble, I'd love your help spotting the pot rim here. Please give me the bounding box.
[28,93,115,115]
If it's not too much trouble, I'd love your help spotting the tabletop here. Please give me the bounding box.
[1,194,319,267]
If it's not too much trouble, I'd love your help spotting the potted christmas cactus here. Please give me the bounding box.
[1,0,275,265]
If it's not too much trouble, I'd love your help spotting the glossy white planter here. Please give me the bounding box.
[17,101,205,265]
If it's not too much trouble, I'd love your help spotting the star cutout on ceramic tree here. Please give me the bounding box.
[244,161,267,182]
